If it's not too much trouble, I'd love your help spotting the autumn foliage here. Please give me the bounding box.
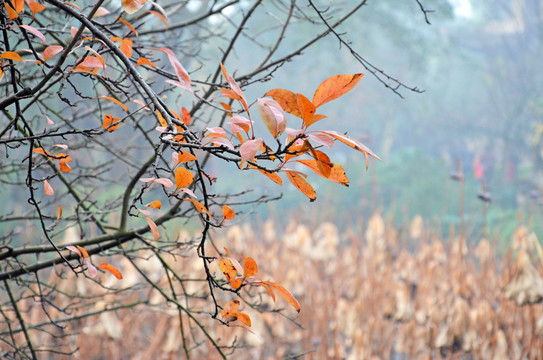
[0,0,381,358]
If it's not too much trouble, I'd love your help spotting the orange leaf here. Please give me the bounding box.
[219,259,241,289]
[146,10,168,28]
[136,57,156,68]
[102,114,121,132]
[98,263,123,279]
[4,3,18,20]
[156,110,168,127]
[221,300,240,317]
[243,257,257,278]
[233,311,251,327]
[265,88,301,117]
[219,62,249,114]
[43,45,63,61]
[222,205,235,220]
[185,198,211,217]
[262,281,300,312]
[255,168,282,186]
[59,162,72,172]
[26,0,45,14]
[121,0,146,14]
[53,153,72,163]
[285,170,316,202]
[32,147,49,157]
[181,107,190,126]
[57,204,62,220]
[145,200,161,209]
[116,16,138,37]
[100,96,128,112]
[14,0,24,13]
[43,179,54,196]
[174,151,197,164]
[144,217,159,240]
[0,51,22,62]
[297,160,349,186]
[92,6,110,17]
[78,55,104,68]
[307,146,332,178]
[76,245,89,258]
[174,167,193,188]
[254,281,276,302]
[312,73,364,108]
[120,38,133,58]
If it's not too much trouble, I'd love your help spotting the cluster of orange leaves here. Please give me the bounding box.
[219,248,300,333]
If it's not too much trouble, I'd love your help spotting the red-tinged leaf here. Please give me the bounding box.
[229,116,252,135]
[14,0,24,13]
[297,160,349,186]
[312,73,364,108]
[158,48,191,91]
[17,25,46,44]
[69,26,78,39]
[262,281,301,312]
[42,45,63,61]
[185,198,211,217]
[0,51,22,62]
[92,6,110,17]
[76,245,89,258]
[133,99,150,110]
[233,312,251,327]
[222,205,235,220]
[243,257,257,278]
[181,107,190,126]
[78,56,104,68]
[321,130,380,169]
[57,204,62,220]
[137,207,152,216]
[146,10,168,28]
[59,162,71,172]
[121,0,146,14]
[178,188,196,198]
[175,167,193,188]
[286,170,316,202]
[145,200,162,209]
[144,217,159,240]
[4,3,18,20]
[116,16,138,37]
[257,98,286,138]
[85,258,98,277]
[136,57,156,68]
[98,263,123,279]
[66,245,82,257]
[219,62,249,114]
[62,1,81,12]
[120,38,133,58]
[239,138,262,161]
[43,179,54,196]
[26,0,45,14]
[265,88,301,117]
[141,177,174,188]
[308,132,335,148]
[100,96,128,112]
[102,114,121,132]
